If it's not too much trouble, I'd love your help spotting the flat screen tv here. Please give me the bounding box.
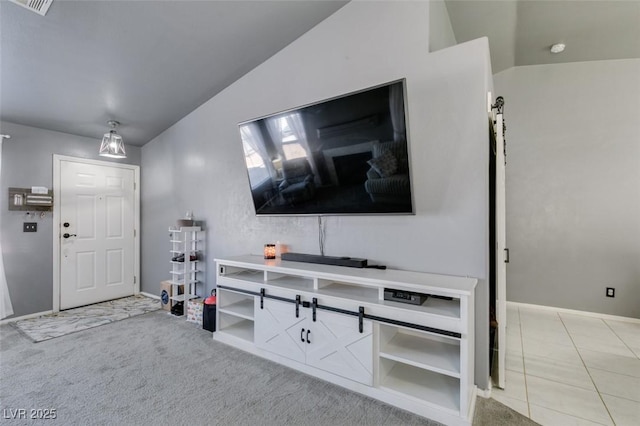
[238,79,414,216]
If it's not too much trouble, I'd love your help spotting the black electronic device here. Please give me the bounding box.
[238,79,414,216]
[383,288,429,306]
[281,252,368,268]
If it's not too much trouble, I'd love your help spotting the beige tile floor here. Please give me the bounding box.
[492,305,640,426]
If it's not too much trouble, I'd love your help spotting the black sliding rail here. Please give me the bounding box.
[216,284,462,339]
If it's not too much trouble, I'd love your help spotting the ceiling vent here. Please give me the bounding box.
[8,0,53,16]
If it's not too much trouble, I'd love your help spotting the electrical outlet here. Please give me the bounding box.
[23,222,37,232]
[606,287,615,298]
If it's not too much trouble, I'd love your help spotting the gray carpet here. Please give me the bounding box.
[0,310,537,425]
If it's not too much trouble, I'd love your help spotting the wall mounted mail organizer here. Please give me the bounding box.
[8,187,53,212]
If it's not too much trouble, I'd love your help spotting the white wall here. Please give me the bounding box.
[429,0,457,52]
[0,121,141,317]
[142,1,493,388]
[494,59,640,318]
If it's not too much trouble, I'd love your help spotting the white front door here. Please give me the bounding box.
[59,160,135,309]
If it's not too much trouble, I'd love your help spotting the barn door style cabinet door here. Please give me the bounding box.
[255,297,373,385]
[214,255,477,426]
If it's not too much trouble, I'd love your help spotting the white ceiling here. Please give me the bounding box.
[445,0,640,73]
[1,0,638,147]
[0,0,348,146]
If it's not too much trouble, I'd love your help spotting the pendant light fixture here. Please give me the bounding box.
[99,120,126,158]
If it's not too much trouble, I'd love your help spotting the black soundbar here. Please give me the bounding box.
[281,252,368,268]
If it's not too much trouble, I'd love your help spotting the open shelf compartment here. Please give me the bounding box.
[379,324,460,378]
[218,289,255,320]
[221,266,265,284]
[218,312,254,343]
[379,358,460,413]
[380,294,461,319]
[316,279,379,302]
[169,294,198,302]
[265,271,314,291]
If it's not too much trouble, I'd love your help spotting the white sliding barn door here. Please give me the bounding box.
[495,112,508,389]
[59,160,135,310]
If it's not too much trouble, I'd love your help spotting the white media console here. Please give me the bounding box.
[214,255,477,425]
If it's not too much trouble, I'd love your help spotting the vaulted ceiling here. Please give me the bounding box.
[1,1,638,147]
[445,0,640,73]
[0,0,348,145]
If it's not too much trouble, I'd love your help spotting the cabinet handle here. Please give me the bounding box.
[301,328,305,342]
[306,329,311,344]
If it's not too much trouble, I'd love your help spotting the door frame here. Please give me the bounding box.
[52,155,140,313]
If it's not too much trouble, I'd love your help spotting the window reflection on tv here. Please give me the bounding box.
[238,79,414,216]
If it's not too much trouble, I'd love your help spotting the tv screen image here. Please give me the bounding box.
[239,79,414,216]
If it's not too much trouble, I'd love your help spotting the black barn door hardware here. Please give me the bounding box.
[312,298,317,322]
[216,285,461,339]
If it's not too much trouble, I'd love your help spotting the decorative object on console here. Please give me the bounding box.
[263,244,276,259]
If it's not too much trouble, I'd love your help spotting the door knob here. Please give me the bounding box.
[63,233,77,239]
[63,222,70,228]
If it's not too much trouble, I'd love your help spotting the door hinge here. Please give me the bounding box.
[504,248,510,263]
[134,229,136,237]
[134,182,137,190]
[134,276,137,284]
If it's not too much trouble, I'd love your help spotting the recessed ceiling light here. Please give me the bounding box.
[550,43,566,54]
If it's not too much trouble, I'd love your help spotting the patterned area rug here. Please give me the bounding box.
[11,295,160,342]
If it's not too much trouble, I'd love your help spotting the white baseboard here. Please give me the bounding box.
[477,383,492,398]
[507,301,640,324]
[140,291,160,300]
[0,310,53,325]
